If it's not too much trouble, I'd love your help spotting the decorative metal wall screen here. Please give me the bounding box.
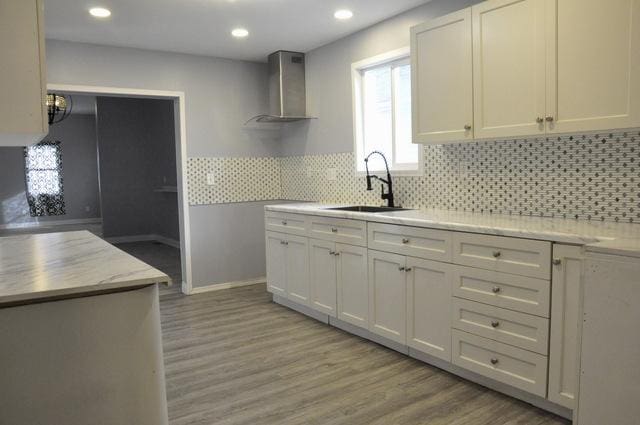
[24,141,66,217]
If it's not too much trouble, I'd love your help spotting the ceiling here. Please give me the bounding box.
[44,0,430,62]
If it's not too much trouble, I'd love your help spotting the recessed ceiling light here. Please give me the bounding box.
[89,7,111,18]
[231,28,249,38]
[334,9,353,20]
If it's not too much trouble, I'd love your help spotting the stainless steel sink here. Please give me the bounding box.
[325,206,411,213]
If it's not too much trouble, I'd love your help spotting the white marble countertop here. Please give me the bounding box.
[265,203,640,258]
[0,231,170,306]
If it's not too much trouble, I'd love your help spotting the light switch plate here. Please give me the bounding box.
[326,168,337,181]
[206,173,216,186]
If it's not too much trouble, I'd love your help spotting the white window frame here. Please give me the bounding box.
[351,47,423,177]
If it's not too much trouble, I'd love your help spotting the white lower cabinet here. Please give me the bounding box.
[548,244,583,409]
[406,258,452,361]
[309,238,338,316]
[265,231,309,305]
[336,244,369,329]
[368,250,407,344]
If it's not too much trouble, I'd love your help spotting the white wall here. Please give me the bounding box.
[280,0,481,156]
[45,40,282,288]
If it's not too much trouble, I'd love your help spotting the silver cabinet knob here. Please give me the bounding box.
[402,238,410,244]
[398,266,406,271]
[282,220,287,225]
[329,250,335,255]
[334,252,340,257]
[492,251,501,258]
[464,124,472,131]
[546,116,554,122]
[331,228,338,233]
[490,358,499,365]
[536,117,544,124]
[491,320,500,328]
[405,267,412,272]
[552,258,562,266]
[492,286,501,294]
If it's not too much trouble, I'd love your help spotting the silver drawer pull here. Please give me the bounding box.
[334,252,340,257]
[491,320,500,328]
[492,286,501,294]
[490,358,499,365]
[282,220,287,225]
[492,251,501,258]
[398,266,405,271]
[402,238,410,244]
[405,267,412,272]
[331,227,338,233]
[464,124,472,131]
[552,258,562,266]
[329,251,335,255]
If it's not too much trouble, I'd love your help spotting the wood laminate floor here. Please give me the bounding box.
[159,284,570,425]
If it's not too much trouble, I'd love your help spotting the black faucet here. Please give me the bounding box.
[364,151,395,208]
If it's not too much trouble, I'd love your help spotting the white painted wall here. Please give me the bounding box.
[279,0,481,156]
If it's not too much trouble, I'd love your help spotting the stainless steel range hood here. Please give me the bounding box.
[245,51,316,124]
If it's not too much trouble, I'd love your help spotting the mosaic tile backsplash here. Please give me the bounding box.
[189,129,640,223]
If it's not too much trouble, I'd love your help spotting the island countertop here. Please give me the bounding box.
[0,231,170,306]
[265,203,640,258]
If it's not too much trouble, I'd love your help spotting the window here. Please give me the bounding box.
[24,141,66,217]
[352,47,420,175]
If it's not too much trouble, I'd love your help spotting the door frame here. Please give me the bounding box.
[47,83,193,294]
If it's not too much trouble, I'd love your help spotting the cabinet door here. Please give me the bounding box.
[308,238,337,316]
[0,0,48,146]
[285,235,310,306]
[265,232,287,297]
[368,250,407,344]
[406,258,452,361]
[545,0,640,133]
[548,244,583,409]
[411,8,473,143]
[336,244,368,329]
[472,0,546,139]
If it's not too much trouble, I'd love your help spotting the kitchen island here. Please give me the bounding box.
[0,231,170,425]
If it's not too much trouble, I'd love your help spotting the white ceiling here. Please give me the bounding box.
[44,0,430,62]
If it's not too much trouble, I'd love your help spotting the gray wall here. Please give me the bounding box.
[45,40,281,287]
[280,0,481,156]
[0,114,100,226]
[97,97,179,240]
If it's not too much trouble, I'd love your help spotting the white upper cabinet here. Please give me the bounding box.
[545,0,640,133]
[411,8,474,143]
[472,0,547,139]
[0,0,48,146]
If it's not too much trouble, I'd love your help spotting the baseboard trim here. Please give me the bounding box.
[0,217,102,230]
[105,234,180,249]
[272,294,330,324]
[189,277,266,295]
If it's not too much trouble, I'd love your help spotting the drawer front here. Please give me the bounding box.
[307,215,367,246]
[453,233,551,279]
[368,222,452,262]
[452,329,548,397]
[265,212,307,236]
[452,298,549,354]
[452,265,550,317]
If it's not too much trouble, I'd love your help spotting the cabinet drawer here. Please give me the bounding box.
[307,215,367,246]
[452,265,550,317]
[368,222,452,262]
[452,233,551,279]
[452,329,548,397]
[452,298,549,354]
[265,212,307,236]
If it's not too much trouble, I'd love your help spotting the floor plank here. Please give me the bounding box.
[159,284,570,425]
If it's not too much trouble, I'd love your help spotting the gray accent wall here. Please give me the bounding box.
[0,114,100,226]
[96,97,179,241]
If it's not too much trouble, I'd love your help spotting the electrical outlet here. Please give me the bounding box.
[326,168,337,181]
[206,173,216,186]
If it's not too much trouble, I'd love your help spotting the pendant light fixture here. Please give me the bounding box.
[46,93,73,125]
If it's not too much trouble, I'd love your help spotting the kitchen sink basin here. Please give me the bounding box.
[325,206,411,213]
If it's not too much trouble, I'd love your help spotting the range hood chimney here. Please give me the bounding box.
[245,51,316,124]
